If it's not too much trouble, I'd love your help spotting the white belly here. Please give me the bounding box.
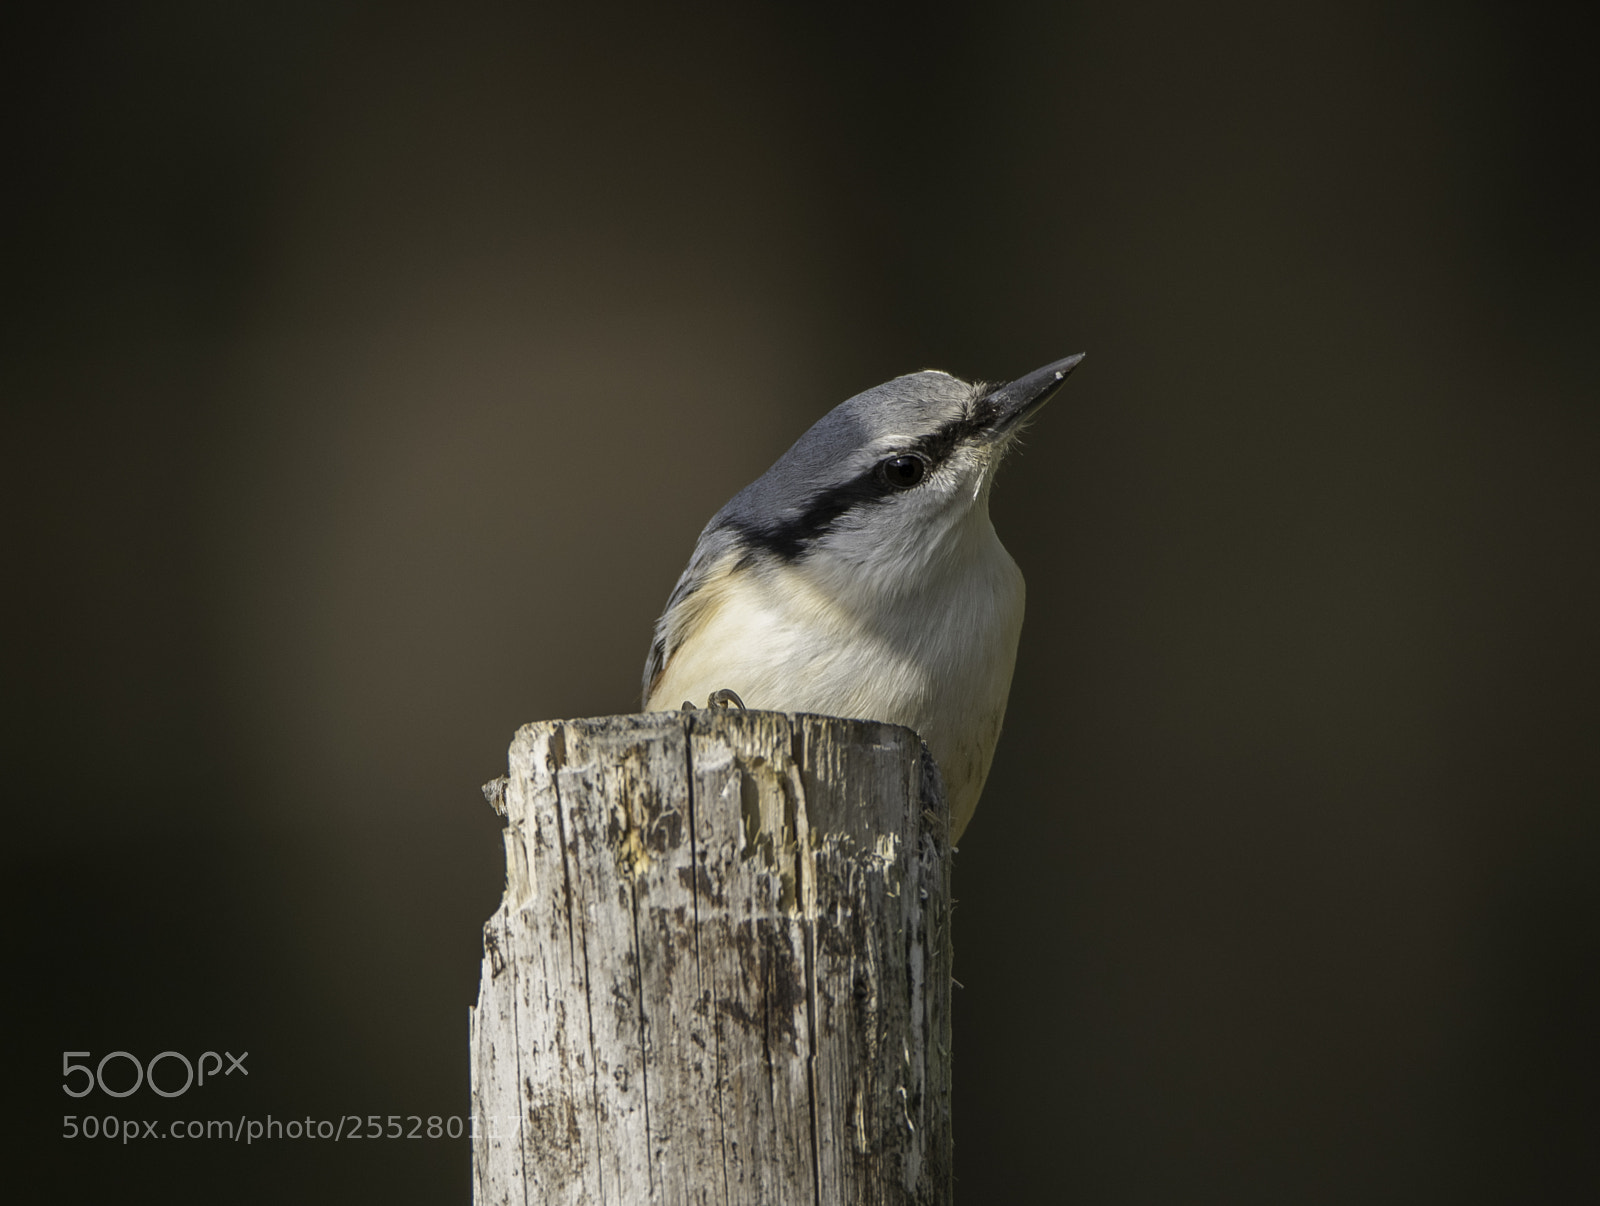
[647,538,1025,841]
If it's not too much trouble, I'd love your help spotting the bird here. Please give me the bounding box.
[642,354,1084,842]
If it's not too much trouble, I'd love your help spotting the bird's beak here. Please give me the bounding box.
[981,353,1085,436]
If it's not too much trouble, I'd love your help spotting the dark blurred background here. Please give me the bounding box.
[6,1,1597,1201]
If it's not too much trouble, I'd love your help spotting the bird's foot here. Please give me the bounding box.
[680,689,747,711]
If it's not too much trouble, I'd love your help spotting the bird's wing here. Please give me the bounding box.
[642,524,743,707]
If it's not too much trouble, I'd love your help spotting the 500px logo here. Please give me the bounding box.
[63,1051,249,1099]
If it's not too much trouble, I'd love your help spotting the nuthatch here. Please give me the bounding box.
[643,354,1084,841]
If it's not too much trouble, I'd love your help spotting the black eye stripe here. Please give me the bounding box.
[726,399,988,562]
[908,399,999,467]
[728,454,925,561]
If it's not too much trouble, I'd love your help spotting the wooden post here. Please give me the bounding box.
[469,710,953,1205]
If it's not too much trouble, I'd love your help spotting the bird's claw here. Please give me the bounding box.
[680,688,746,712]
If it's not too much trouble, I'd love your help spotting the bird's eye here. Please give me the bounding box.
[877,454,927,490]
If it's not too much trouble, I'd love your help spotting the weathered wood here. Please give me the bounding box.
[469,710,953,1205]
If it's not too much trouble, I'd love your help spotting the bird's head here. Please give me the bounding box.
[712,355,1084,597]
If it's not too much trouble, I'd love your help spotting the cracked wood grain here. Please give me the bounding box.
[470,711,952,1205]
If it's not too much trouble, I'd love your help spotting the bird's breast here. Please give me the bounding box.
[647,531,1024,838]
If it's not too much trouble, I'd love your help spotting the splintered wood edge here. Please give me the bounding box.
[481,709,948,832]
